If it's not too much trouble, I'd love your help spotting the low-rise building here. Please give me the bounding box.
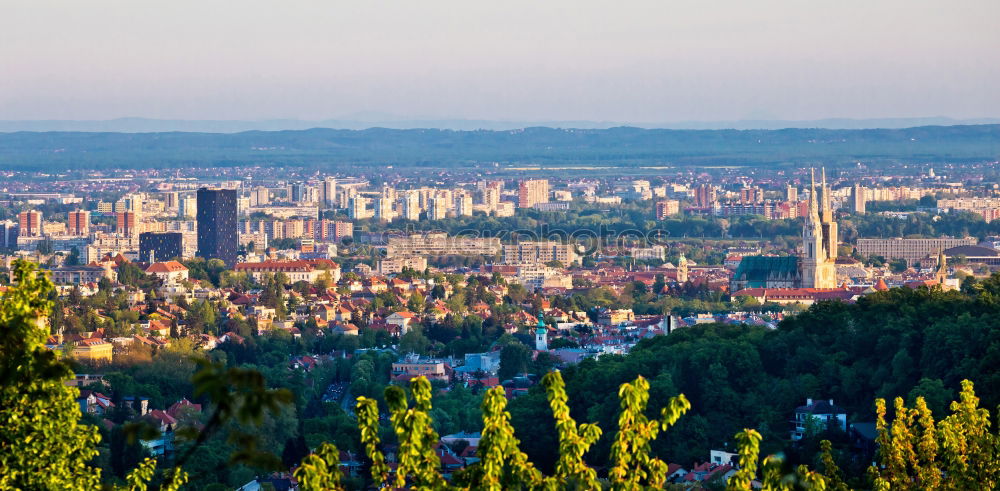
[386,233,501,257]
[791,398,848,440]
[856,237,977,266]
[378,256,429,275]
[503,241,578,266]
[145,261,189,284]
[51,265,115,285]
[597,308,635,326]
[391,356,451,382]
[386,310,419,334]
[73,338,114,363]
[234,259,340,284]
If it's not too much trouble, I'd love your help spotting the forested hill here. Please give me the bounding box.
[0,124,997,170]
[507,279,1000,480]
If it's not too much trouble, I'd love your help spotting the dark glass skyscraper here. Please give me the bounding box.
[196,188,238,266]
[139,232,183,263]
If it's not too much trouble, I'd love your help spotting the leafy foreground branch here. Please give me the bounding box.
[294,372,997,491]
[2,259,999,490]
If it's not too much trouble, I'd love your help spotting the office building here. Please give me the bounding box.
[288,183,305,203]
[786,185,798,202]
[378,256,429,275]
[856,237,977,266]
[386,233,501,257]
[375,197,395,222]
[739,186,764,204]
[68,210,90,236]
[851,184,867,214]
[321,178,337,207]
[0,220,18,249]
[18,210,42,237]
[655,200,680,219]
[196,188,238,266]
[518,179,550,208]
[124,194,143,214]
[349,196,373,220]
[116,211,138,237]
[402,192,421,221]
[179,196,197,218]
[502,241,578,266]
[139,232,184,263]
[693,184,716,208]
[632,245,667,261]
[250,186,270,207]
[455,193,473,216]
[481,182,502,211]
[428,196,449,220]
[164,192,179,210]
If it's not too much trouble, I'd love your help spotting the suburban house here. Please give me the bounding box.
[791,398,848,440]
[77,390,115,415]
[386,310,419,334]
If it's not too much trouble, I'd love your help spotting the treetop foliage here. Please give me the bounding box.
[0,260,103,489]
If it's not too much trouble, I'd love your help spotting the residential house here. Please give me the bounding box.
[77,390,115,415]
[386,310,419,334]
[792,398,848,440]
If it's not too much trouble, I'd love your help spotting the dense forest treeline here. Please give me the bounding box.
[0,124,997,169]
[506,280,1000,483]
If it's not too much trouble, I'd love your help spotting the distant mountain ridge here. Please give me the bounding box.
[2,116,1000,133]
[0,124,996,170]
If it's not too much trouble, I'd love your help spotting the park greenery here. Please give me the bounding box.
[3,259,1000,489]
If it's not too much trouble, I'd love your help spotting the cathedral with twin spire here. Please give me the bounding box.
[730,168,839,292]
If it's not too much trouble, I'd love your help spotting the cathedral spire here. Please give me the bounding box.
[821,167,832,221]
[808,168,819,222]
[821,167,827,211]
[935,248,949,285]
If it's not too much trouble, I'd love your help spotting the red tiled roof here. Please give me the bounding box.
[234,259,338,272]
[148,409,177,426]
[732,287,855,301]
[167,398,202,418]
[145,261,188,273]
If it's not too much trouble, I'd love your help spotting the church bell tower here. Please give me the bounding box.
[800,168,838,288]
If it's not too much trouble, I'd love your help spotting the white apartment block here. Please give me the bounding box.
[503,241,578,266]
[386,233,501,257]
[856,237,977,265]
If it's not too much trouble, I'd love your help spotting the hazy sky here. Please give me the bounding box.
[2,0,998,122]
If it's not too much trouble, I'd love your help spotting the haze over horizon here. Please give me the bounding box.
[2,1,998,124]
